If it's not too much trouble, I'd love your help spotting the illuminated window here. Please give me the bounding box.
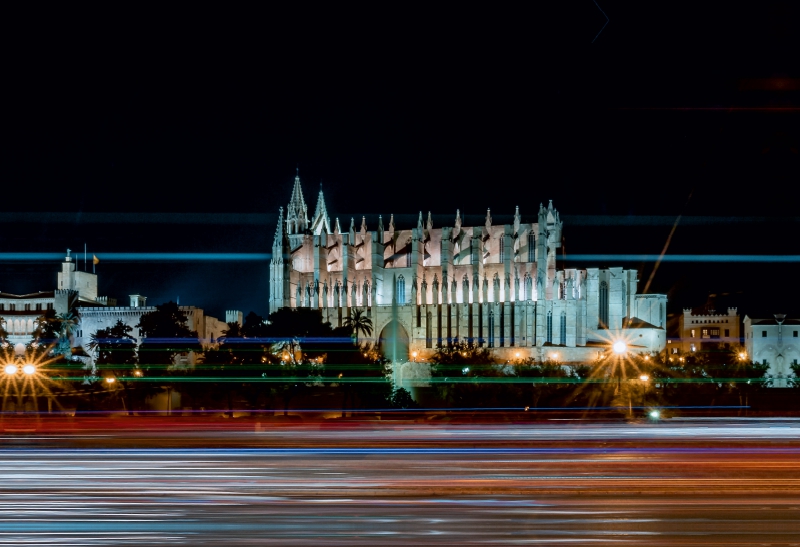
[396,275,405,305]
[528,232,535,262]
[691,329,696,337]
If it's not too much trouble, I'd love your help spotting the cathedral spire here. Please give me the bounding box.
[513,205,520,235]
[273,206,285,246]
[417,211,423,232]
[334,217,341,234]
[286,171,309,234]
[426,211,433,231]
[311,183,331,235]
[388,214,395,233]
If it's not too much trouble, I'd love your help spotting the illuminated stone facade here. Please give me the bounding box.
[269,174,668,373]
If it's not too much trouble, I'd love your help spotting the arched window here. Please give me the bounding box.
[488,310,495,347]
[524,273,532,301]
[499,238,505,263]
[546,310,553,344]
[599,281,609,328]
[560,312,566,345]
[528,232,535,262]
[396,275,406,304]
[426,311,432,348]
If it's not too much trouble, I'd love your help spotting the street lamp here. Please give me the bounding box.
[639,374,649,382]
[4,364,17,375]
[612,341,627,355]
[106,377,116,384]
[22,364,35,375]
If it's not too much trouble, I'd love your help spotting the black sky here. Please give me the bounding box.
[1,2,799,324]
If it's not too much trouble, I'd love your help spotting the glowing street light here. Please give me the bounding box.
[649,410,660,419]
[105,377,116,384]
[612,341,627,355]
[4,364,17,375]
[550,353,559,361]
[22,364,35,375]
[738,352,747,361]
[639,374,650,382]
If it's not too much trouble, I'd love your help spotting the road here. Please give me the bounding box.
[2,417,800,545]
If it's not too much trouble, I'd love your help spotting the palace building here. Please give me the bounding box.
[269,174,668,374]
[0,253,232,365]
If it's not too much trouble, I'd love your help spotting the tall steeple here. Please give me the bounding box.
[311,182,331,235]
[285,169,309,235]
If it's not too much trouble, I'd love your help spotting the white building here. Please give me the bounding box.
[0,253,233,365]
[269,174,668,375]
[680,306,740,353]
[744,314,800,388]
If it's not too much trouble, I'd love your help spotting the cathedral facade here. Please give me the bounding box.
[269,175,668,367]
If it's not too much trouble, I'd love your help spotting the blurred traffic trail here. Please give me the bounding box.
[2,416,800,545]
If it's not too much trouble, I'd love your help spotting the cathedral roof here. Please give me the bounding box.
[0,291,54,299]
[623,317,663,329]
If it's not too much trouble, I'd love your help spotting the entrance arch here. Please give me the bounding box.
[378,320,410,363]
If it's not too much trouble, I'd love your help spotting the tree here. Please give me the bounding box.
[342,308,373,343]
[512,359,579,408]
[53,311,80,357]
[87,320,139,414]
[136,301,201,412]
[136,301,201,372]
[429,342,501,408]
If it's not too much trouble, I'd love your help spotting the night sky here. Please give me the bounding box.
[1,3,799,329]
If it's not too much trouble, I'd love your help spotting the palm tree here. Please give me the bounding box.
[54,311,80,357]
[343,308,373,344]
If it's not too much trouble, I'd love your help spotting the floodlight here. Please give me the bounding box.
[612,341,627,355]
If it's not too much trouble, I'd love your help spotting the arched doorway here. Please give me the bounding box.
[379,320,409,363]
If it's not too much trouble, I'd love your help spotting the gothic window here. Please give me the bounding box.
[488,310,495,347]
[560,312,566,344]
[396,275,406,305]
[599,281,609,328]
[528,232,535,262]
[9,304,15,311]
[24,303,30,311]
[546,310,553,344]
[426,312,432,348]
[499,238,505,263]
[36,303,42,311]
[524,274,532,301]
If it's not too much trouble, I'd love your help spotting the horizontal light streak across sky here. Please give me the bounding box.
[0,253,269,261]
[564,254,800,262]
[2,253,800,262]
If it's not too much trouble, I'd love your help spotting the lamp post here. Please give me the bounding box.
[639,373,649,409]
